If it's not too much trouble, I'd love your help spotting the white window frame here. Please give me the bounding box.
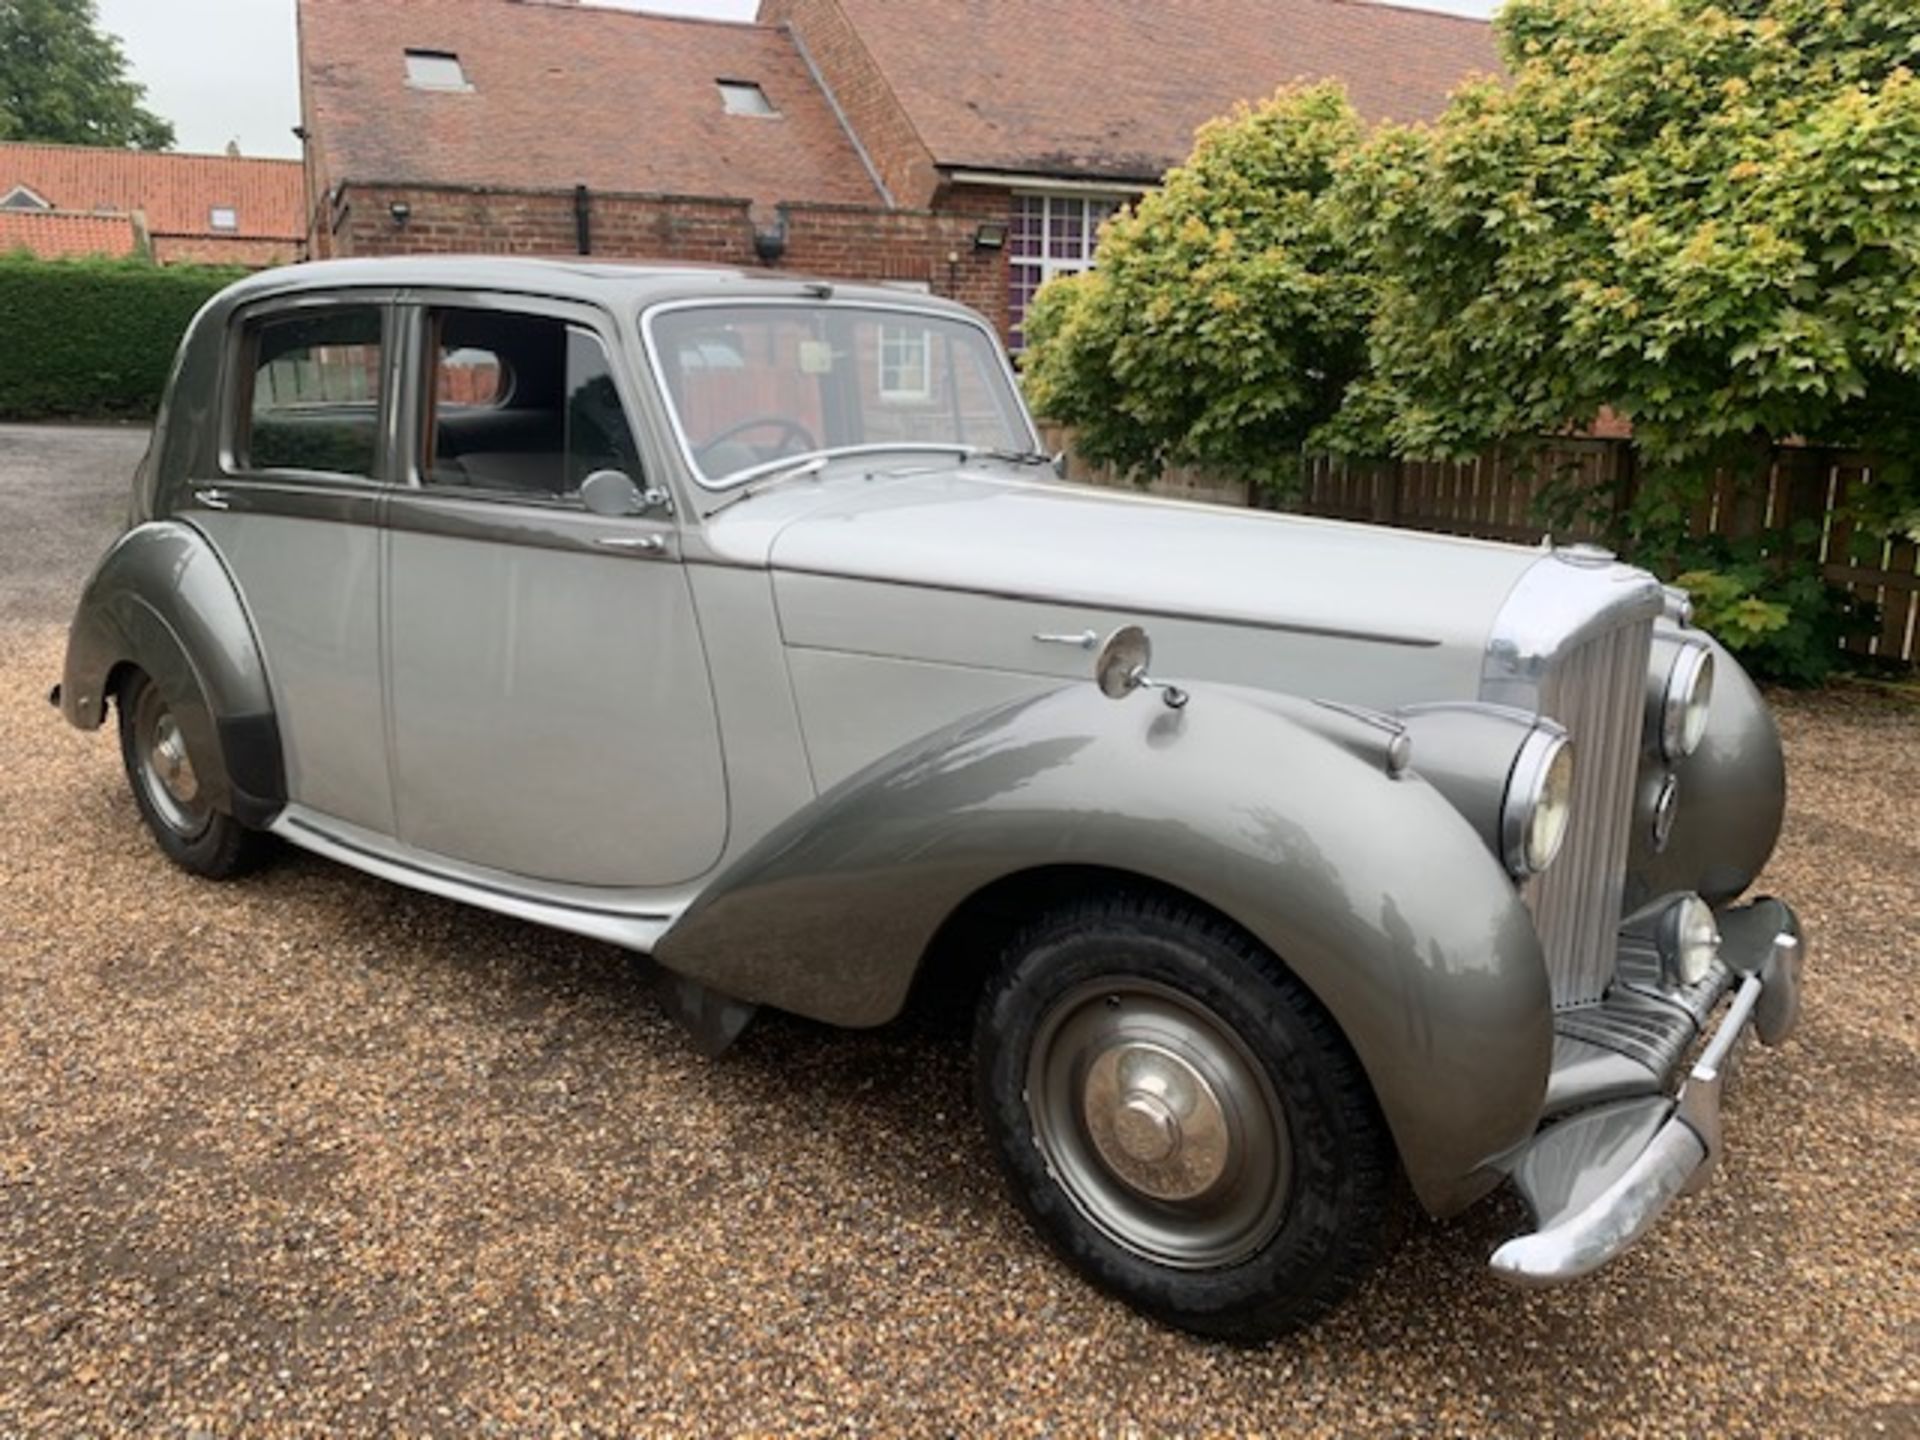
[876,324,934,402]
[1007,191,1126,350]
[1,184,52,211]
[209,205,239,232]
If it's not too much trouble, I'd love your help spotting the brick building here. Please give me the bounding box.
[0,143,303,266]
[300,0,1494,343]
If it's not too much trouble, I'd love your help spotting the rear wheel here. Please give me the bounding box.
[117,670,268,879]
[974,891,1396,1340]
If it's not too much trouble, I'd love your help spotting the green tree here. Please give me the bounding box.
[0,0,173,149]
[1021,83,1372,492]
[1329,0,1920,677]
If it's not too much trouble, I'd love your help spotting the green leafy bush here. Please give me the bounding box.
[0,253,246,419]
[1021,84,1371,492]
[1671,550,1866,686]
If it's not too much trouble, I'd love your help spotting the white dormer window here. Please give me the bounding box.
[210,206,239,232]
[405,49,469,90]
[1,184,52,211]
[717,80,777,118]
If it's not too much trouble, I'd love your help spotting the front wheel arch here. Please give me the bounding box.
[913,863,1400,1150]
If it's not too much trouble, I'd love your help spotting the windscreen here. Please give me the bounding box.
[647,303,1032,484]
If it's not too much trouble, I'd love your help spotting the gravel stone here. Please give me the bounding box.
[2,422,1915,1436]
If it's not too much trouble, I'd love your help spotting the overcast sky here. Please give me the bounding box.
[95,0,1502,160]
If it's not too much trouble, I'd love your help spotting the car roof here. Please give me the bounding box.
[214,256,985,324]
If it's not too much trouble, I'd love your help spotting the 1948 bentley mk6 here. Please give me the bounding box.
[56,259,1804,1339]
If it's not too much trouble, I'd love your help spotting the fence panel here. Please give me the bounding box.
[1050,424,1917,667]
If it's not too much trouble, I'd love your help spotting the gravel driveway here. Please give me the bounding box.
[2,422,1915,1437]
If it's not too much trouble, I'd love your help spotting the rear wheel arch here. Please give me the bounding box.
[62,522,286,828]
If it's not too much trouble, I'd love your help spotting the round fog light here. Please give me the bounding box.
[1661,894,1721,988]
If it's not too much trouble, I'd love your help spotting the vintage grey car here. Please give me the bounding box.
[56,258,1804,1340]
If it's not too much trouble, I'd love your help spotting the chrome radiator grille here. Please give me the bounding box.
[1528,618,1653,1010]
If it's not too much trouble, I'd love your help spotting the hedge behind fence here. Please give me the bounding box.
[0,254,247,420]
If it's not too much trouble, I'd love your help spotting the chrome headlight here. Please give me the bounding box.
[1502,729,1574,878]
[1660,645,1715,760]
[1658,893,1721,987]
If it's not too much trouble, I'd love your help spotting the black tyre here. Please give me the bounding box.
[974,890,1397,1341]
[116,670,269,880]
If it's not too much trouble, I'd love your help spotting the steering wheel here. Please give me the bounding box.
[693,415,820,467]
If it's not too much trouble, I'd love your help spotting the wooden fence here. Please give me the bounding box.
[1037,422,1919,668]
[1300,443,1919,668]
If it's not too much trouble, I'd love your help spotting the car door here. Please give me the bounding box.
[186,295,400,834]
[382,295,727,888]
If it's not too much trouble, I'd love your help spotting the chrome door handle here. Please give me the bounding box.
[1033,629,1097,650]
[194,487,232,511]
[596,534,667,555]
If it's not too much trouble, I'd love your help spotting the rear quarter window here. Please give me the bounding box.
[237,306,384,479]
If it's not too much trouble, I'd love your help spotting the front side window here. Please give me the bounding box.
[1008,192,1123,350]
[240,306,384,478]
[648,304,1031,486]
[420,307,641,500]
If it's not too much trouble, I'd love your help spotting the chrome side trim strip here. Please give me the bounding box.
[271,805,683,949]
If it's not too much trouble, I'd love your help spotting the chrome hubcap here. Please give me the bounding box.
[150,715,199,805]
[1084,1041,1231,1200]
[134,687,210,838]
[1027,979,1292,1269]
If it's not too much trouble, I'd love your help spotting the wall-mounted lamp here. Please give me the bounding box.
[388,200,412,227]
[753,209,789,265]
[972,221,1008,252]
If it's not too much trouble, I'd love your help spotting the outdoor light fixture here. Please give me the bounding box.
[389,201,412,227]
[973,221,1009,251]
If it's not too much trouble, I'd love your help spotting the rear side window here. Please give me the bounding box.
[239,307,384,478]
[421,307,642,500]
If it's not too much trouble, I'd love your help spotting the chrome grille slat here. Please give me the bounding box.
[1528,618,1652,1010]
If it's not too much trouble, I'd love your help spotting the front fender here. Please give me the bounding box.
[657,682,1551,1216]
[61,521,285,826]
[1626,637,1785,909]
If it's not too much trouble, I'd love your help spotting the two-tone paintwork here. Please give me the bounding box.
[59,258,1793,1227]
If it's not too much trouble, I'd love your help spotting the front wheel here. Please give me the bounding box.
[117,670,269,880]
[974,892,1397,1340]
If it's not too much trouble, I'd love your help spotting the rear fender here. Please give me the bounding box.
[656,681,1551,1216]
[61,521,284,827]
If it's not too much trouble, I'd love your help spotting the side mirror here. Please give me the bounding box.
[579,469,669,518]
[1094,624,1152,699]
[1050,451,1069,480]
[1094,624,1188,709]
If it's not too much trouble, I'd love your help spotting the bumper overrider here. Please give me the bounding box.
[1489,898,1806,1287]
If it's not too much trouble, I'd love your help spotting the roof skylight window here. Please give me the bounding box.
[405,50,470,91]
[717,80,777,117]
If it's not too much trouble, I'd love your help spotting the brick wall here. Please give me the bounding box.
[324,183,753,264]
[151,235,302,268]
[781,197,1010,334]
[326,181,1018,341]
[763,0,939,208]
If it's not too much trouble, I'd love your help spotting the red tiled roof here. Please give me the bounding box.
[0,143,302,241]
[0,209,139,259]
[809,0,1499,181]
[299,0,884,208]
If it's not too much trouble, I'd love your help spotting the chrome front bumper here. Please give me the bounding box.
[1489,904,1805,1287]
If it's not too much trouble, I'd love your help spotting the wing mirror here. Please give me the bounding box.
[580,469,673,518]
[1094,625,1187,709]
